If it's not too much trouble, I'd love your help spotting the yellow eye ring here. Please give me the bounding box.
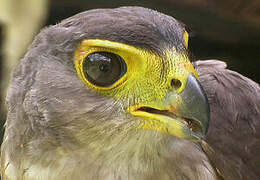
[74,39,146,92]
[75,49,128,90]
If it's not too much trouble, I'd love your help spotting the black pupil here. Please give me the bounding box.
[83,52,126,87]
[99,64,109,72]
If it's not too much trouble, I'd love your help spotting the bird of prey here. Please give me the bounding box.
[1,6,259,180]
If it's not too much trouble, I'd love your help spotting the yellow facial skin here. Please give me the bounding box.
[74,39,199,140]
[184,31,189,48]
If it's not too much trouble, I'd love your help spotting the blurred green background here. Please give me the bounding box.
[0,0,259,140]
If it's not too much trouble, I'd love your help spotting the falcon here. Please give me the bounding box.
[1,6,259,180]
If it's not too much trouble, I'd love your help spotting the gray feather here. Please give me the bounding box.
[1,7,217,180]
[195,60,260,179]
[1,7,259,180]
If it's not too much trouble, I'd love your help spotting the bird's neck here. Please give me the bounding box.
[21,129,217,179]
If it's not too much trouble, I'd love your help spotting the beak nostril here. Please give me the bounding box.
[171,78,182,91]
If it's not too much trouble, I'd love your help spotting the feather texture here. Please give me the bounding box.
[195,60,260,179]
[1,7,259,180]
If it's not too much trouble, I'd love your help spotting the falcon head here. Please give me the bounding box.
[70,7,209,140]
[3,6,211,178]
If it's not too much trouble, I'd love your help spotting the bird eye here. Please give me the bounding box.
[83,51,127,87]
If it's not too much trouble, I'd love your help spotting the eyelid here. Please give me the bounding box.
[74,39,146,91]
[75,49,129,90]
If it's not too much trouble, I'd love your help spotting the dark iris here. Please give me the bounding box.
[83,51,127,87]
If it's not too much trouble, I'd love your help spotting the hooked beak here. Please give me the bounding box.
[163,74,210,139]
[130,74,210,141]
